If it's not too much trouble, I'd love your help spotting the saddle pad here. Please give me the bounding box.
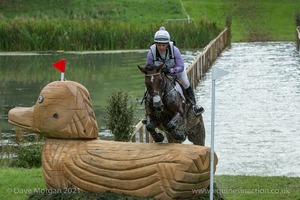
[175,82,185,101]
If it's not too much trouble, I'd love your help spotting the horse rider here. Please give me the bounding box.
[145,26,204,115]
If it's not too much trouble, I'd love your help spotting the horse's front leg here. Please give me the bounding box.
[144,104,164,143]
[145,121,164,143]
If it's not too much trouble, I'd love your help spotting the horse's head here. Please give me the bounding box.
[138,64,166,111]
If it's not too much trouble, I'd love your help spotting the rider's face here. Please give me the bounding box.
[156,43,168,52]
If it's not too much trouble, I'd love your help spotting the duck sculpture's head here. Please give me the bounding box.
[8,81,98,139]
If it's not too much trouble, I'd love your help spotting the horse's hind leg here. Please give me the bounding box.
[188,115,206,146]
[145,122,164,143]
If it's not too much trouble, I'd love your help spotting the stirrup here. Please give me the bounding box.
[192,105,204,116]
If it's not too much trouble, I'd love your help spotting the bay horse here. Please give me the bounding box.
[138,63,205,145]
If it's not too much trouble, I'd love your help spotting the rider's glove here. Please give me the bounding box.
[169,68,175,74]
[162,66,170,73]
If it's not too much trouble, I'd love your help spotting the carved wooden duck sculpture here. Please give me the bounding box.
[8,81,218,200]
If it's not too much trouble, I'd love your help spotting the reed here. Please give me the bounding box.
[0,17,221,51]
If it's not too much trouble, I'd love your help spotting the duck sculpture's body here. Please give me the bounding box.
[8,81,218,200]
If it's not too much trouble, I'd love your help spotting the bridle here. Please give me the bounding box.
[145,72,166,100]
[145,72,176,103]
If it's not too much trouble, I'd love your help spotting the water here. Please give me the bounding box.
[0,49,199,135]
[194,42,300,177]
[0,51,137,133]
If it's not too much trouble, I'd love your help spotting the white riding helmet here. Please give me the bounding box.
[154,27,170,43]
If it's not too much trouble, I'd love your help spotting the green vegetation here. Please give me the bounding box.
[1,167,299,200]
[182,0,300,42]
[215,175,300,200]
[0,18,221,51]
[0,167,46,200]
[1,0,300,49]
[12,140,43,168]
[104,91,135,141]
[0,129,44,168]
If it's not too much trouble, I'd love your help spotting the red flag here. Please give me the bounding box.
[53,59,66,73]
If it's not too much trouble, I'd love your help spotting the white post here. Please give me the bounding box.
[61,72,65,81]
[210,67,229,200]
[210,76,216,200]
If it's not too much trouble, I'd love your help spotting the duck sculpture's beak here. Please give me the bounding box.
[8,107,35,131]
[8,81,99,139]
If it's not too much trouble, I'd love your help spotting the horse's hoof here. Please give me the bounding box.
[153,132,164,143]
[173,131,185,141]
[146,123,155,132]
[192,105,204,116]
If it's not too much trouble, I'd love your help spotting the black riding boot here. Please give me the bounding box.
[185,86,204,116]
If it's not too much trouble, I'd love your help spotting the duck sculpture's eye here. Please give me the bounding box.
[38,95,44,103]
[53,113,59,119]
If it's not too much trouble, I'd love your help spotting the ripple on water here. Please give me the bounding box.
[194,42,300,177]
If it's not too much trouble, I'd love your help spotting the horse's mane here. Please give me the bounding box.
[145,64,158,71]
[145,64,175,82]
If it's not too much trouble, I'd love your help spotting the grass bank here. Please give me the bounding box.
[1,0,300,46]
[182,0,300,42]
[1,167,299,200]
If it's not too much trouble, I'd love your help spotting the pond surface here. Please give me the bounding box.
[0,49,199,133]
[194,42,300,177]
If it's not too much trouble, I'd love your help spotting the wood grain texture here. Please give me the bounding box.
[42,139,217,199]
[8,81,98,139]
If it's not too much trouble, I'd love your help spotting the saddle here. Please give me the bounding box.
[168,75,186,102]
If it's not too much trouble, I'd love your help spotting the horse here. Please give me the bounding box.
[138,63,205,146]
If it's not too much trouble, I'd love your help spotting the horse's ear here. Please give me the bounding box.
[137,65,147,74]
[157,63,165,72]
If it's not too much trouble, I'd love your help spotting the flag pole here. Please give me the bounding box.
[60,72,65,81]
[210,67,229,200]
[53,59,66,81]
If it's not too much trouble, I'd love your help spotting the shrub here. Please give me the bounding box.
[104,91,135,142]
[12,138,44,168]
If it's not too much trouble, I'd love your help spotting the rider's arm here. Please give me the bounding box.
[170,47,184,74]
[146,51,154,65]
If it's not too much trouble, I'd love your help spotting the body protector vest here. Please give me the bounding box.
[150,41,176,68]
